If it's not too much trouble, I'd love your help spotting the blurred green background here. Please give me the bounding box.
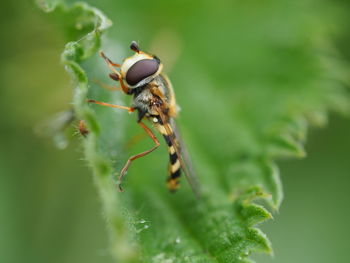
[1,0,349,263]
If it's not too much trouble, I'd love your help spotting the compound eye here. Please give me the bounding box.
[125,59,159,86]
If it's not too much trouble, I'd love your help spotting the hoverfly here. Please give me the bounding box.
[88,41,199,196]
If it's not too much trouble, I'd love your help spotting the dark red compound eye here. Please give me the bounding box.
[125,59,159,86]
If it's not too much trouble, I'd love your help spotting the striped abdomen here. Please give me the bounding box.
[156,119,181,192]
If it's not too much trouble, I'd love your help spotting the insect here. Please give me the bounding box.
[88,41,199,196]
[78,120,89,137]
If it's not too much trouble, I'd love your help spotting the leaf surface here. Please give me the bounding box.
[39,0,350,262]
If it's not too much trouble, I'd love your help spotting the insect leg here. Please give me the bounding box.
[87,99,135,113]
[118,121,160,191]
[100,52,130,94]
[100,51,121,67]
[92,78,122,92]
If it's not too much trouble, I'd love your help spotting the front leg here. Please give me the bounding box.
[100,51,131,95]
[87,99,135,113]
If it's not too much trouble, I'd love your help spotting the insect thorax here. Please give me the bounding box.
[132,74,172,120]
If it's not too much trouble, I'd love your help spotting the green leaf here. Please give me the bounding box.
[39,0,350,262]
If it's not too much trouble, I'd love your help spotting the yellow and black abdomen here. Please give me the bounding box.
[155,120,181,192]
[163,133,181,192]
[147,74,181,191]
